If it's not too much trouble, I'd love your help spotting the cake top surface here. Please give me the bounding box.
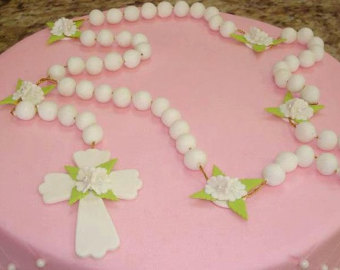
[0,12,339,270]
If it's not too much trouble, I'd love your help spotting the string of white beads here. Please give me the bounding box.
[132,91,152,110]
[13,101,36,120]
[57,104,77,126]
[124,6,140,22]
[112,87,132,108]
[173,1,190,17]
[157,1,173,18]
[94,84,113,103]
[295,145,315,167]
[190,2,205,19]
[37,101,58,121]
[317,130,338,150]
[295,122,317,143]
[75,111,96,130]
[82,124,103,145]
[106,8,123,24]
[141,2,157,20]
[316,153,338,175]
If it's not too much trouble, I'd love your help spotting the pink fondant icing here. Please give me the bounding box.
[0,11,340,270]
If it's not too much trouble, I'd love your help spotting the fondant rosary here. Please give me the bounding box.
[1,0,339,263]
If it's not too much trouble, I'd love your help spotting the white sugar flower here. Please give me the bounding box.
[51,17,77,37]
[244,27,273,46]
[12,81,44,105]
[205,175,247,202]
[76,167,111,195]
[280,98,314,120]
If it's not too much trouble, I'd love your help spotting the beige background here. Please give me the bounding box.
[0,0,339,60]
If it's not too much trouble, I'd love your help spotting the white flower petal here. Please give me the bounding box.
[213,200,229,209]
[109,169,142,200]
[73,149,111,169]
[38,173,75,204]
[76,193,120,258]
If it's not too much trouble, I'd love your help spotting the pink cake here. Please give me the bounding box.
[0,5,340,270]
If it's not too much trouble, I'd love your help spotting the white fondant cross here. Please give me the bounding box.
[38,149,142,259]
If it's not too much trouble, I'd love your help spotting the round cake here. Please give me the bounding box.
[0,3,340,270]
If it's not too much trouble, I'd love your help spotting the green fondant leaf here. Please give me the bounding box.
[190,189,215,201]
[42,85,56,95]
[252,44,266,52]
[70,31,81,39]
[230,33,247,44]
[240,178,264,192]
[74,20,84,28]
[95,190,119,201]
[228,199,248,220]
[310,104,325,113]
[293,118,306,124]
[16,79,23,90]
[65,165,79,181]
[48,34,65,44]
[283,91,293,103]
[272,38,285,46]
[212,165,225,177]
[265,107,285,118]
[0,95,16,105]
[69,187,88,205]
[46,21,54,29]
[97,159,118,174]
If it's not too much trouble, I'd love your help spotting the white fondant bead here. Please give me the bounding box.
[80,30,96,47]
[94,84,113,103]
[76,111,97,130]
[58,77,76,97]
[161,108,181,127]
[173,1,190,17]
[37,101,58,121]
[284,55,300,72]
[321,264,329,270]
[295,122,317,143]
[86,56,103,75]
[82,124,104,145]
[190,2,205,19]
[184,149,207,170]
[316,153,338,175]
[157,1,173,18]
[275,152,298,173]
[317,130,338,150]
[48,64,66,81]
[14,101,36,120]
[298,50,315,68]
[219,21,237,38]
[310,45,325,62]
[204,6,219,21]
[280,27,297,44]
[262,163,286,186]
[36,258,46,268]
[76,80,94,100]
[297,27,314,44]
[67,57,85,75]
[57,104,77,126]
[7,263,16,270]
[151,97,170,117]
[208,14,223,31]
[132,91,152,110]
[104,52,124,71]
[89,9,105,26]
[308,36,324,48]
[295,145,315,167]
[272,61,290,75]
[300,85,320,104]
[287,74,305,93]
[112,87,131,108]
[123,49,141,68]
[176,133,197,154]
[141,2,157,19]
[124,6,140,22]
[107,8,123,24]
[169,119,190,139]
[136,42,152,60]
[274,69,291,88]
[116,30,132,47]
[299,259,310,269]
[132,33,148,47]
[97,29,114,47]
